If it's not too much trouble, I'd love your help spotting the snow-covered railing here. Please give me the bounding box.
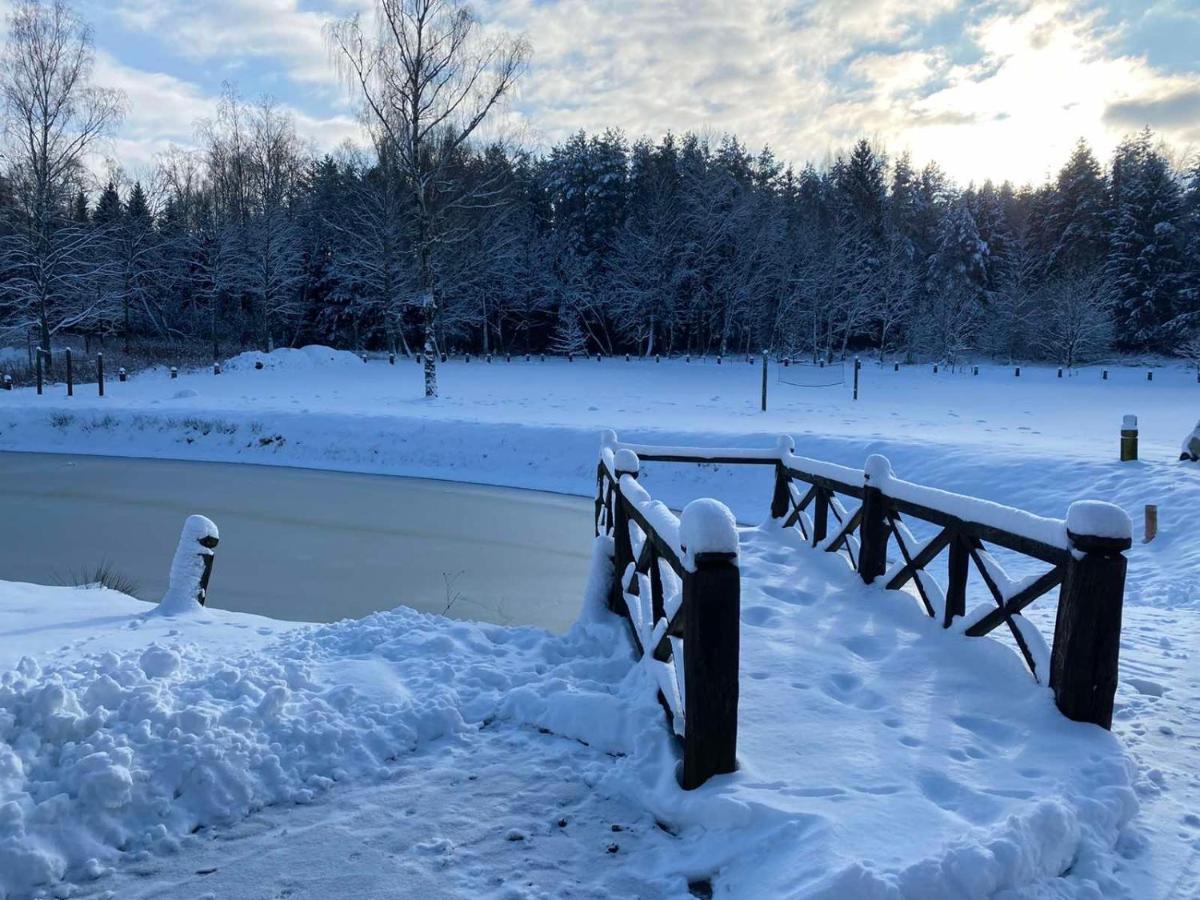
[599,432,1131,731]
[596,435,740,789]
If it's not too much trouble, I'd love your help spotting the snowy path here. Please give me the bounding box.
[75,723,692,900]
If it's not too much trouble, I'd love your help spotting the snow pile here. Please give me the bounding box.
[0,597,653,898]
[223,345,364,373]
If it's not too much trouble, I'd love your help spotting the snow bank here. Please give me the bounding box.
[223,345,364,373]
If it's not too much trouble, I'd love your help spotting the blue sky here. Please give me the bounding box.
[26,0,1200,185]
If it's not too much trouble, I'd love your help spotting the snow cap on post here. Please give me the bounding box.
[1122,414,1137,430]
[614,448,640,477]
[775,434,795,457]
[157,515,220,616]
[1066,501,1132,551]
[863,453,893,487]
[680,498,738,570]
[599,428,618,451]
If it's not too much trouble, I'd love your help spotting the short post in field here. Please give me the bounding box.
[158,515,220,615]
[1103,369,1108,380]
[2,374,11,390]
[97,354,104,396]
[655,354,660,363]
[1051,501,1131,729]
[389,352,395,365]
[972,365,978,376]
[213,362,221,375]
[1120,414,1138,462]
[679,499,740,790]
[608,449,639,615]
[170,366,178,379]
[65,348,73,396]
[893,362,899,372]
[1147,370,1153,382]
[858,455,891,584]
[760,348,768,412]
[1143,505,1157,543]
[1057,367,1063,378]
[118,366,127,383]
[361,353,367,364]
[852,356,861,401]
[35,347,44,395]
[1015,366,1021,377]
[933,363,938,374]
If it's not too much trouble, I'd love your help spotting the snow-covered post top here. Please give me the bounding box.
[863,453,894,488]
[158,515,220,616]
[1065,501,1132,554]
[770,435,797,521]
[680,498,739,571]
[614,448,640,480]
[1120,414,1138,462]
[1181,420,1200,462]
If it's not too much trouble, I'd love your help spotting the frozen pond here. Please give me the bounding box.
[0,453,593,632]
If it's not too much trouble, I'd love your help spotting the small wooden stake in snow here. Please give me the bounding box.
[1052,502,1130,729]
[65,348,73,396]
[35,347,43,395]
[97,354,104,396]
[389,352,396,365]
[213,362,221,375]
[118,366,127,383]
[158,515,220,615]
[1147,370,1153,382]
[972,365,978,376]
[2,374,11,390]
[760,349,768,412]
[679,498,740,790]
[1144,504,1158,543]
[170,366,177,379]
[852,356,861,401]
[1120,414,1138,462]
[1015,366,1021,377]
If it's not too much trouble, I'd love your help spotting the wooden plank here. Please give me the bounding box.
[886,513,935,617]
[964,566,1066,637]
[886,495,1069,565]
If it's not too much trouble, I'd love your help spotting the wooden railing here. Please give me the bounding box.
[596,438,740,790]
[596,432,1132,769]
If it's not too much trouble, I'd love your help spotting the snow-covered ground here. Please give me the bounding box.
[1,349,1198,898]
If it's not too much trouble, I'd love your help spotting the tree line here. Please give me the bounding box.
[1,0,1198,386]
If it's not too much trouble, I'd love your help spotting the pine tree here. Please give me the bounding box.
[1047,138,1108,275]
[1107,129,1187,351]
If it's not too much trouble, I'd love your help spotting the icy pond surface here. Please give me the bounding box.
[0,452,592,631]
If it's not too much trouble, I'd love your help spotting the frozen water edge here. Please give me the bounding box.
[0,524,1139,899]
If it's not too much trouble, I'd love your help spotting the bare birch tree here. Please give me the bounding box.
[0,0,123,355]
[328,0,528,397]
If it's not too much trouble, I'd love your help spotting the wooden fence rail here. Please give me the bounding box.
[596,432,1131,780]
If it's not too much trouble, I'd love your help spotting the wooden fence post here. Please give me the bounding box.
[1051,502,1131,729]
[608,449,640,616]
[858,455,891,583]
[760,348,768,412]
[1120,414,1138,461]
[97,354,104,396]
[157,515,220,615]
[65,348,73,396]
[945,534,969,627]
[680,499,740,790]
[770,436,794,520]
[35,347,44,395]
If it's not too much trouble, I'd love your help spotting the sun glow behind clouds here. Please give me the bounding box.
[6,0,1196,185]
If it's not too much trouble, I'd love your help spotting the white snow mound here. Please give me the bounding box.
[223,345,364,372]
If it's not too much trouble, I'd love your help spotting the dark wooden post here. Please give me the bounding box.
[1051,502,1131,729]
[680,501,740,790]
[852,356,861,401]
[858,455,891,583]
[1102,369,1108,381]
[760,349,768,412]
[2,375,11,390]
[118,366,127,382]
[389,352,396,365]
[159,515,220,614]
[608,450,639,616]
[1120,414,1138,462]
[170,366,178,379]
[1147,370,1153,382]
[1015,366,1021,377]
[97,353,104,396]
[812,489,829,548]
[945,534,969,627]
[35,348,44,395]
[65,348,73,396]
[213,362,221,375]
[770,464,791,520]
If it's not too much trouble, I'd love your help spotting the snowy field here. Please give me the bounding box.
[1,348,1199,898]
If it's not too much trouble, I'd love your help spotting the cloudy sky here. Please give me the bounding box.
[37,0,1200,185]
